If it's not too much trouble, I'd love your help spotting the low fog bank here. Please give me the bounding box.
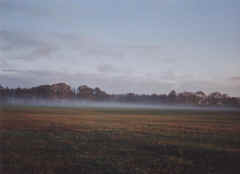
[1,97,240,112]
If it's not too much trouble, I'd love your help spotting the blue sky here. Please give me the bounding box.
[0,0,240,96]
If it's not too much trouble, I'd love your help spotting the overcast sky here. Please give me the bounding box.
[0,0,240,96]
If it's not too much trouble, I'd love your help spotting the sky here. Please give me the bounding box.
[0,0,240,96]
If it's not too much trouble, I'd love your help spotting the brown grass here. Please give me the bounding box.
[0,106,240,174]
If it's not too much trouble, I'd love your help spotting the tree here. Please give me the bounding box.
[168,90,177,103]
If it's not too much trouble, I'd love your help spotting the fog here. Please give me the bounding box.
[1,97,240,112]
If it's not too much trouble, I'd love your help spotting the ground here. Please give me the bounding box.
[0,106,240,174]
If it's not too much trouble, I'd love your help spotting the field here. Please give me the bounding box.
[1,106,240,174]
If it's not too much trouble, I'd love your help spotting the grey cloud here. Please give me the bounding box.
[120,44,179,67]
[0,69,174,94]
[159,71,177,81]
[178,80,218,93]
[0,30,38,50]
[161,57,177,64]
[177,80,240,96]
[0,0,50,17]
[1,68,22,73]
[58,34,125,59]
[0,30,175,72]
[150,70,193,82]
[97,64,118,73]
[126,45,161,51]
[0,0,21,11]
[97,64,133,75]
[1,69,240,96]
[0,30,128,77]
[25,46,58,60]
[0,60,10,68]
[0,30,57,59]
[0,30,124,62]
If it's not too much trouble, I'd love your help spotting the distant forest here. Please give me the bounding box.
[0,83,239,107]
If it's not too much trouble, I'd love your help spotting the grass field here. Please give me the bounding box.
[1,105,240,174]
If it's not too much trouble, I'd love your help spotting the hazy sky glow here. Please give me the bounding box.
[0,0,240,96]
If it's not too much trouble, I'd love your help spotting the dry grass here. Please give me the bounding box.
[0,106,240,174]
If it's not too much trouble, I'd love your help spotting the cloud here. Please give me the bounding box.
[0,69,174,94]
[0,30,58,60]
[176,79,240,97]
[0,30,37,50]
[97,64,134,75]
[0,30,126,63]
[0,69,22,73]
[1,64,240,97]
[0,0,50,17]
[0,60,10,68]
[97,64,118,73]
[0,0,20,10]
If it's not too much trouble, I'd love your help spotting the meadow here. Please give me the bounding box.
[0,105,240,174]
